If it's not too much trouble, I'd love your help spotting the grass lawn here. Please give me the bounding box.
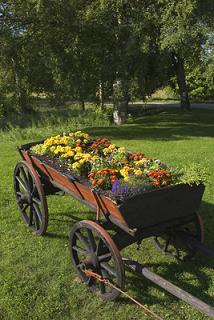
[0,109,214,320]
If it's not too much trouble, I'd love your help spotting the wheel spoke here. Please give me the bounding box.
[98,252,112,262]
[86,276,94,286]
[100,262,117,277]
[75,231,90,250]
[72,245,88,255]
[101,268,110,280]
[23,203,29,212]
[164,235,171,252]
[86,229,97,252]
[31,184,37,196]
[76,262,86,269]
[33,203,42,223]
[20,167,30,190]
[98,281,106,294]
[33,209,40,230]
[27,172,34,192]
[29,206,34,226]
[32,197,41,206]
[16,176,28,192]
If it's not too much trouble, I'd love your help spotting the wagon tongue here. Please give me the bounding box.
[123,258,214,319]
[177,230,214,258]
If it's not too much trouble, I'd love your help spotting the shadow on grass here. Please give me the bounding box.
[46,232,69,240]
[85,109,214,141]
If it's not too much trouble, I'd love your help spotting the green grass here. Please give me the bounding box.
[0,108,214,320]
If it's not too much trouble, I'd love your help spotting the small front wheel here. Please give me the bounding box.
[14,161,48,235]
[69,220,125,300]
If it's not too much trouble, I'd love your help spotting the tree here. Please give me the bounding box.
[159,0,214,110]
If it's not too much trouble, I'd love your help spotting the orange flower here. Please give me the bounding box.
[88,172,95,179]
[92,180,97,186]
[97,178,104,185]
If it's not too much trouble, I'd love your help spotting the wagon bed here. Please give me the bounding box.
[17,141,204,236]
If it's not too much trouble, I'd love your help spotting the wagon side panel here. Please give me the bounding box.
[118,184,205,229]
[20,150,127,224]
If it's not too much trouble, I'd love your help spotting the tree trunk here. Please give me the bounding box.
[80,99,85,111]
[98,81,104,109]
[11,57,28,113]
[171,53,191,111]
[113,79,128,125]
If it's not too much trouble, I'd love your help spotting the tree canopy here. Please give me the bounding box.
[0,0,213,121]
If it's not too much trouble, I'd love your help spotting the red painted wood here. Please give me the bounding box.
[20,150,126,225]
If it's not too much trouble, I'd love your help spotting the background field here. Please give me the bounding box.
[0,108,214,320]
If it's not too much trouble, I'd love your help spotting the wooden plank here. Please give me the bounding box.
[123,258,214,318]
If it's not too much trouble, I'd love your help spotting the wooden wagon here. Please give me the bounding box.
[14,140,214,317]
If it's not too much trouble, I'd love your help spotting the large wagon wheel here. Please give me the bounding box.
[14,161,48,235]
[69,220,125,301]
[152,213,204,261]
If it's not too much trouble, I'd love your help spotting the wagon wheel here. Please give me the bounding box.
[14,161,48,235]
[69,220,125,301]
[152,213,204,261]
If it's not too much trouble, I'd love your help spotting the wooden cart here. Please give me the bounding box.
[14,141,214,317]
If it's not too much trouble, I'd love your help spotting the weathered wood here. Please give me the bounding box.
[178,231,214,258]
[18,144,205,235]
[123,258,214,318]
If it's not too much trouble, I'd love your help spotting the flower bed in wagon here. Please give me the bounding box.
[30,130,205,202]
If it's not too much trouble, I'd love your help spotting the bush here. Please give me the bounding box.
[150,86,179,101]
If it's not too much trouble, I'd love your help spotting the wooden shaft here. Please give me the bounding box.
[123,258,214,319]
[178,232,214,258]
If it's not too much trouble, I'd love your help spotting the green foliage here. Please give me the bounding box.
[178,163,208,186]
[150,86,179,101]
[30,144,47,156]
[0,0,214,117]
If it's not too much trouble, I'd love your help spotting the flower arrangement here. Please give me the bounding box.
[30,130,206,200]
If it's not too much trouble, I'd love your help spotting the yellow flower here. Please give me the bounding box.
[120,166,133,177]
[134,158,148,166]
[75,146,82,153]
[72,162,81,169]
[66,150,74,157]
[83,153,91,161]
[61,150,75,158]
[53,145,65,154]
[91,156,99,162]
[74,152,84,160]
[103,147,111,154]
[79,159,85,164]
[118,147,125,153]
[76,139,81,144]
[60,136,70,145]
[83,139,88,143]
[74,130,82,136]
[124,176,129,182]
[134,169,143,176]
[108,144,116,150]
[50,146,56,152]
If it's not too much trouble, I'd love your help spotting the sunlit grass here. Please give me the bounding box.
[0,108,214,320]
